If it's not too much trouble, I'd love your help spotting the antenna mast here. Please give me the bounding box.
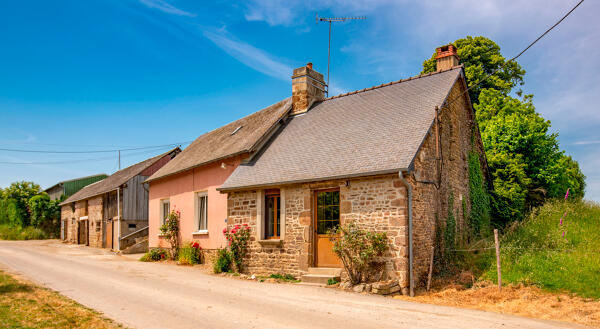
[316,14,366,95]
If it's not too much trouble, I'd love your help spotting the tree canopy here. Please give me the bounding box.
[422,36,585,225]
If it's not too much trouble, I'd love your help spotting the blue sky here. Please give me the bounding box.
[1,0,598,201]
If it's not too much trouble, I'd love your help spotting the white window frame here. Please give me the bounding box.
[160,199,170,226]
[194,191,208,234]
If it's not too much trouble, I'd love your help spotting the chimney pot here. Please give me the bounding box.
[435,44,459,71]
[291,62,325,115]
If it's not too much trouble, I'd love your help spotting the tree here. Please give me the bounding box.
[1,181,40,227]
[422,36,585,225]
[28,193,61,237]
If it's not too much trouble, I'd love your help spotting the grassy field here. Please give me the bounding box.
[0,269,123,328]
[484,200,600,299]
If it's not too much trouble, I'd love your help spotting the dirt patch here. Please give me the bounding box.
[394,281,600,328]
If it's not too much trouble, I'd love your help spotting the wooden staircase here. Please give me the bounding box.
[301,267,342,285]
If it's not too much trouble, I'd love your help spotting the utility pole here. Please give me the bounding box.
[316,14,366,95]
[118,150,121,170]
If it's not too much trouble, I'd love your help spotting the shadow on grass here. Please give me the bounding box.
[0,282,33,294]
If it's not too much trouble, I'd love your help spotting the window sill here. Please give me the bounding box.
[192,230,209,235]
[258,239,283,247]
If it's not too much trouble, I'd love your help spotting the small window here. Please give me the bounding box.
[160,199,170,225]
[96,221,101,232]
[128,223,136,232]
[265,190,280,239]
[196,192,208,231]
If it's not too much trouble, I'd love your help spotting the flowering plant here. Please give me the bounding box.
[223,223,251,272]
[159,209,181,260]
[178,240,202,265]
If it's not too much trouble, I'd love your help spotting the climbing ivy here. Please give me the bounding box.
[467,151,491,238]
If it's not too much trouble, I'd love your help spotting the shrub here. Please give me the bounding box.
[327,278,339,285]
[178,241,202,265]
[223,224,251,272]
[140,248,168,262]
[159,210,180,260]
[330,223,388,285]
[212,248,232,273]
[0,225,47,240]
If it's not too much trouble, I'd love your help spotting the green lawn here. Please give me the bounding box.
[0,270,123,328]
[484,200,600,298]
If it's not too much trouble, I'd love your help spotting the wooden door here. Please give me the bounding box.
[62,220,68,240]
[105,219,113,249]
[314,189,342,267]
[78,220,88,245]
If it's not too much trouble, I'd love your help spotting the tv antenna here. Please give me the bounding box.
[316,14,366,95]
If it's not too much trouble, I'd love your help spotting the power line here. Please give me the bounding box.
[0,145,176,165]
[444,0,585,107]
[0,141,191,154]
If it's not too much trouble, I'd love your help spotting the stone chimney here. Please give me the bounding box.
[291,62,326,115]
[435,45,459,71]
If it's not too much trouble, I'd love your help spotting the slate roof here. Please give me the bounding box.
[220,67,464,190]
[146,98,292,183]
[60,148,179,205]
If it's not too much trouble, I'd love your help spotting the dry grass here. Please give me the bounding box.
[394,280,600,328]
[0,269,124,329]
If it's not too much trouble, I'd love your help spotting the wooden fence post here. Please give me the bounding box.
[427,246,434,292]
[494,229,502,292]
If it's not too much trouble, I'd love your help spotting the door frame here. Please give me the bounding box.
[312,188,341,267]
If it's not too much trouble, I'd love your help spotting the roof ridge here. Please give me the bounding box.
[325,64,463,101]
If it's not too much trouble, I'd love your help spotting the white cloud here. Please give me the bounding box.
[139,0,196,17]
[203,30,293,81]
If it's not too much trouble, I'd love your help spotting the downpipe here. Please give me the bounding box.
[398,169,414,297]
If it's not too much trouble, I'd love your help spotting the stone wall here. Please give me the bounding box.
[409,78,487,286]
[87,196,103,248]
[61,196,104,247]
[227,175,409,286]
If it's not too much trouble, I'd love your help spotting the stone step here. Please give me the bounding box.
[301,273,341,285]
[307,267,343,276]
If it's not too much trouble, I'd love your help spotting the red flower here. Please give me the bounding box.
[235,224,241,229]
[245,226,250,231]
[192,242,200,249]
[222,228,228,235]
[243,223,248,227]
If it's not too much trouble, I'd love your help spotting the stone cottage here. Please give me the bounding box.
[60,148,180,251]
[219,45,489,296]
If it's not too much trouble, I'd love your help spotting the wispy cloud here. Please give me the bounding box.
[573,140,600,146]
[139,0,196,17]
[203,30,293,81]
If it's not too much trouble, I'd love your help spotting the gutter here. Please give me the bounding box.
[398,169,414,297]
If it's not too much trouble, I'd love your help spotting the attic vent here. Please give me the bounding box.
[231,126,243,135]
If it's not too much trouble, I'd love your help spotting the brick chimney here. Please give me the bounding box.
[435,45,459,71]
[291,62,326,115]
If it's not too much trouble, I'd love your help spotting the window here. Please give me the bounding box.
[160,199,170,225]
[316,190,340,234]
[128,223,136,232]
[196,192,208,231]
[265,190,280,239]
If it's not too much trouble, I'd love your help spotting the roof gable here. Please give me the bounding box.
[60,148,179,205]
[146,98,292,183]
[220,67,464,190]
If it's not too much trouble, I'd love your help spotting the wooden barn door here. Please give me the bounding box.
[78,220,88,245]
[105,220,113,249]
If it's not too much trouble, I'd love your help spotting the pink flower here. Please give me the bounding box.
[222,228,227,235]
[243,223,248,227]
[564,188,570,201]
[245,226,250,231]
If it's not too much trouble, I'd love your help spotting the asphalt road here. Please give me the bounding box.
[0,240,587,329]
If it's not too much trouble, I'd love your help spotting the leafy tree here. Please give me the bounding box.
[1,181,40,227]
[422,36,526,104]
[28,193,60,237]
[422,36,585,225]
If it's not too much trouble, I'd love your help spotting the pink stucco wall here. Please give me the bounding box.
[148,156,244,250]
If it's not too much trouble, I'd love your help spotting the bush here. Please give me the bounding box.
[140,248,168,262]
[331,223,389,285]
[212,248,232,274]
[0,225,47,240]
[223,224,251,272]
[269,273,298,282]
[178,241,202,265]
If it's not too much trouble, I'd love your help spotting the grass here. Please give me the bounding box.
[268,273,300,283]
[0,225,47,240]
[0,269,123,328]
[483,200,600,299]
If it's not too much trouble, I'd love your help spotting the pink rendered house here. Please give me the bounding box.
[145,98,291,250]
